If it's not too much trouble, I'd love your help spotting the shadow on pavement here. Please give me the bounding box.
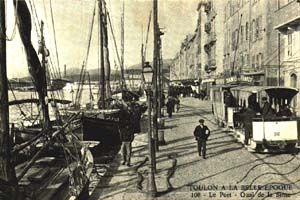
[165,135,195,145]
[207,139,238,148]
[168,152,276,195]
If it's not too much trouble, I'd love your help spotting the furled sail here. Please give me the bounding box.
[103,4,111,99]
[13,0,50,128]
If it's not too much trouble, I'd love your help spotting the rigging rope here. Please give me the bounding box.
[49,0,60,76]
[28,0,40,39]
[106,9,122,70]
[42,0,62,82]
[7,80,29,119]
[3,0,18,41]
[75,0,97,106]
[144,10,152,60]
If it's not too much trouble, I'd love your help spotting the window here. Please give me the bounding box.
[244,53,249,67]
[247,54,250,67]
[260,53,264,67]
[236,28,239,46]
[256,54,259,68]
[252,19,256,42]
[252,56,255,68]
[240,25,244,43]
[288,33,292,57]
[256,16,262,39]
[255,19,259,39]
[241,54,244,67]
[232,31,236,51]
[245,22,249,40]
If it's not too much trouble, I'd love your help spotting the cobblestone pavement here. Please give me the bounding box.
[90,97,300,200]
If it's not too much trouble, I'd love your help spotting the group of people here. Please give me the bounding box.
[238,96,293,145]
[166,96,180,118]
[169,85,193,98]
[261,97,293,118]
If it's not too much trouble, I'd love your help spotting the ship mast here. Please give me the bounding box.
[98,0,105,108]
[40,21,50,128]
[120,1,126,90]
[103,1,112,99]
[0,0,18,197]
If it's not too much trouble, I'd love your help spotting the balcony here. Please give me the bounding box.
[205,32,217,47]
[274,1,300,34]
[204,1,211,13]
[205,22,211,33]
[204,44,211,54]
[208,58,216,67]
[204,59,217,73]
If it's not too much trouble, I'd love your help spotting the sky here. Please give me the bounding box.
[6,0,199,78]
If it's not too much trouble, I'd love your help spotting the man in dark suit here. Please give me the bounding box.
[261,97,274,118]
[193,119,210,159]
[119,123,134,167]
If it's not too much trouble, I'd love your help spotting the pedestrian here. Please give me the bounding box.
[132,103,142,133]
[193,119,210,159]
[175,97,180,113]
[166,97,173,118]
[119,123,134,166]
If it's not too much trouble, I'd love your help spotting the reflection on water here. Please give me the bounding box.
[9,84,99,124]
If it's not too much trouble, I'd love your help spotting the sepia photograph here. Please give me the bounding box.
[0,0,300,199]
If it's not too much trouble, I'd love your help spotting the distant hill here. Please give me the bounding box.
[126,58,173,71]
[10,58,173,82]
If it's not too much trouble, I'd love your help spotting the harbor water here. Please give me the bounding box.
[8,83,99,125]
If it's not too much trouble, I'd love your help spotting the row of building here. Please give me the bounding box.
[170,0,300,110]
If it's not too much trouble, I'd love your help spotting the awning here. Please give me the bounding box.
[242,70,265,76]
[201,78,215,83]
[274,16,300,34]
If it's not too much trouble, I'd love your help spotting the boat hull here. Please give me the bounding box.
[82,117,121,150]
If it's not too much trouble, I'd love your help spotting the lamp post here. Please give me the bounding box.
[142,62,157,197]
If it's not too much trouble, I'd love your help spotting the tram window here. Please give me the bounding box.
[216,91,221,102]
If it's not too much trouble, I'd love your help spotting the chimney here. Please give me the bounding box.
[64,64,67,77]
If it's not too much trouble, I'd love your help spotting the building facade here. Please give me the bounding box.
[223,0,280,85]
[170,0,224,82]
[170,34,199,80]
[275,0,300,114]
[202,0,224,77]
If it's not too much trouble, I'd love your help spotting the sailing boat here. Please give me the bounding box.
[71,0,145,152]
[77,0,123,152]
[0,1,94,199]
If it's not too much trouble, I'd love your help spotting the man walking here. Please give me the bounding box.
[193,119,210,159]
[166,97,174,118]
[119,123,134,166]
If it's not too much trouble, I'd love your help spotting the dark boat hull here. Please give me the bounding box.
[82,117,121,151]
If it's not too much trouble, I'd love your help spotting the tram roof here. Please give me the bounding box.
[265,87,298,100]
[230,86,298,93]
[230,86,298,103]
[211,84,236,90]
[230,86,266,93]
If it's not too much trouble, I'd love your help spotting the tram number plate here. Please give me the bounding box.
[274,132,280,136]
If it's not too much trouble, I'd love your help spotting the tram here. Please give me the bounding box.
[210,85,236,127]
[211,85,300,152]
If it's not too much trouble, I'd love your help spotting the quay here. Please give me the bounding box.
[2,0,300,199]
[89,97,300,200]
